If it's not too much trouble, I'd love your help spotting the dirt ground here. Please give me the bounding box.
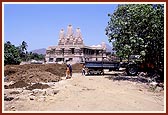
[3,64,165,112]
[4,63,83,83]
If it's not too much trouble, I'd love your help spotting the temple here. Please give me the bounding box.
[45,25,111,64]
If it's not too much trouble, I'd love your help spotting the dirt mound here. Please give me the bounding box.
[6,70,61,83]
[72,63,83,73]
[4,65,21,76]
[4,81,50,90]
[26,83,50,90]
[5,64,67,77]
[5,81,30,89]
[4,64,66,83]
[4,63,82,83]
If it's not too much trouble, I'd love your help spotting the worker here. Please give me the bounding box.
[66,64,70,79]
[69,64,72,77]
[82,64,86,76]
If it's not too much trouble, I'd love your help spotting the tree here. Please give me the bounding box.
[4,41,45,65]
[29,53,45,61]
[4,41,21,65]
[20,41,28,52]
[18,41,28,61]
[105,4,164,68]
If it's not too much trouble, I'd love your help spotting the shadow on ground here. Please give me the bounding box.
[85,73,118,76]
[85,70,154,84]
[105,74,149,83]
[105,76,149,83]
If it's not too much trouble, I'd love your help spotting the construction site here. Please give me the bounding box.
[3,63,164,112]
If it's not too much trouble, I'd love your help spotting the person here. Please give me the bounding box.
[68,64,72,77]
[66,64,70,79]
[82,64,86,76]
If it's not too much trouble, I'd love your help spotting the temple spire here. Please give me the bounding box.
[58,29,65,45]
[66,24,73,37]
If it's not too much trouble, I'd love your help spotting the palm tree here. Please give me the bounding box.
[19,41,28,61]
[20,41,28,52]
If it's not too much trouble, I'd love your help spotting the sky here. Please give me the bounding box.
[4,3,118,51]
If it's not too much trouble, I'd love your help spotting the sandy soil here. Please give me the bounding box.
[4,73,164,112]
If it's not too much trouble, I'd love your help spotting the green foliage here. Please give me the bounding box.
[106,4,164,68]
[4,41,45,65]
[4,41,21,65]
[28,52,45,61]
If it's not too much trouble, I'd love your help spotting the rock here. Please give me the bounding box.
[28,93,34,96]
[139,89,143,91]
[29,75,34,78]
[4,96,14,101]
[29,96,35,100]
[43,91,47,96]
[42,90,59,96]
[157,83,164,88]
[155,86,163,92]
[53,90,59,95]
[10,91,20,94]
[14,97,19,101]
[32,89,44,96]
[150,82,158,86]
[4,85,9,89]
[10,106,15,109]
[4,76,9,82]
[148,82,158,90]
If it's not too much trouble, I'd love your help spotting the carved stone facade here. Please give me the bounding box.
[45,25,110,64]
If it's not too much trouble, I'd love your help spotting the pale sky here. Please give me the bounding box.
[4,3,118,51]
